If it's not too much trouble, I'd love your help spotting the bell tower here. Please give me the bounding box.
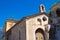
[40,4,46,13]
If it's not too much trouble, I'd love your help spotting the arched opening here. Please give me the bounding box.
[56,8,60,17]
[35,28,45,40]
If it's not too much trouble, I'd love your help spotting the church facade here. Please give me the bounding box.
[2,4,50,40]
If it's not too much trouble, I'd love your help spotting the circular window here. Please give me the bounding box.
[42,17,47,21]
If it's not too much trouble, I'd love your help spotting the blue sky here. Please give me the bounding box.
[0,0,60,28]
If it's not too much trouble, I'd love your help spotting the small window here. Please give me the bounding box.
[37,19,41,22]
[42,17,47,21]
[37,18,42,25]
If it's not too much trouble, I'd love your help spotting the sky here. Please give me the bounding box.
[0,0,60,28]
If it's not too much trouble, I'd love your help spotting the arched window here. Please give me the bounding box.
[35,28,45,40]
[56,8,60,17]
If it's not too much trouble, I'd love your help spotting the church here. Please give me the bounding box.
[2,4,50,40]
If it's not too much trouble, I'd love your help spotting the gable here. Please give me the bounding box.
[26,14,48,27]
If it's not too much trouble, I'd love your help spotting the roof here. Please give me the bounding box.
[25,12,49,19]
[6,19,19,23]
